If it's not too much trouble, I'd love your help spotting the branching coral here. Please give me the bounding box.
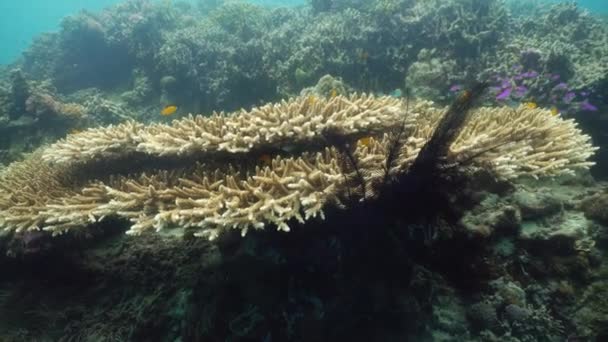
[42,94,405,163]
[0,95,597,240]
[25,93,87,120]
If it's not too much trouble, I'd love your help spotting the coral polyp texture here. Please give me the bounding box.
[0,95,598,239]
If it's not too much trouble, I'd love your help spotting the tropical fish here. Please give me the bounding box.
[161,105,178,116]
[330,89,338,98]
[550,107,560,116]
[259,154,272,166]
[307,95,316,106]
[524,102,537,109]
[357,136,372,147]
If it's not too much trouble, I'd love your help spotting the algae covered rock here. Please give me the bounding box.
[519,212,590,249]
[513,188,564,220]
[581,192,608,226]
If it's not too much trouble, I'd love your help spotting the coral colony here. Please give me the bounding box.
[451,65,599,115]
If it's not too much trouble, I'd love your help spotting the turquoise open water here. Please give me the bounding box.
[0,0,606,65]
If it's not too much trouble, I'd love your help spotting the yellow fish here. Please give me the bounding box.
[259,154,272,166]
[330,89,338,98]
[550,107,560,116]
[524,102,538,109]
[69,129,82,135]
[161,105,178,116]
[307,95,316,106]
[357,136,372,147]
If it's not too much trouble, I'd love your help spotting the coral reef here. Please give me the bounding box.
[0,69,92,164]
[5,0,607,171]
[155,2,281,112]
[0,1,607,340]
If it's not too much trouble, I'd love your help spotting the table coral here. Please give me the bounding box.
[0,94,597,240]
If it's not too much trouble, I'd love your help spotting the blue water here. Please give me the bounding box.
[0,0,123,65]
[0,0,605,65]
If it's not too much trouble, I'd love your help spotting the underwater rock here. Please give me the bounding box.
[8,69,30,120]
[504,304,532,323]
[430,294,470,340]
[120,69,153,106]
[300,74,350,98]
[520,212,590,248]
[0,87,9,123]
[569,280,608,339]
[491,278,527,307]
[406,49,457,101]
[25,92,87,121]
[519,49,543,71]
[460,195,522,239]
[467,301,500,332]
[66,88,136,124]
[581,192,608,226]
[513,188,563,220]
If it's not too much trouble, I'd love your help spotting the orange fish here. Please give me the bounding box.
[259,154,272,166]
[357,136,372,147]
[161,105,178,116]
